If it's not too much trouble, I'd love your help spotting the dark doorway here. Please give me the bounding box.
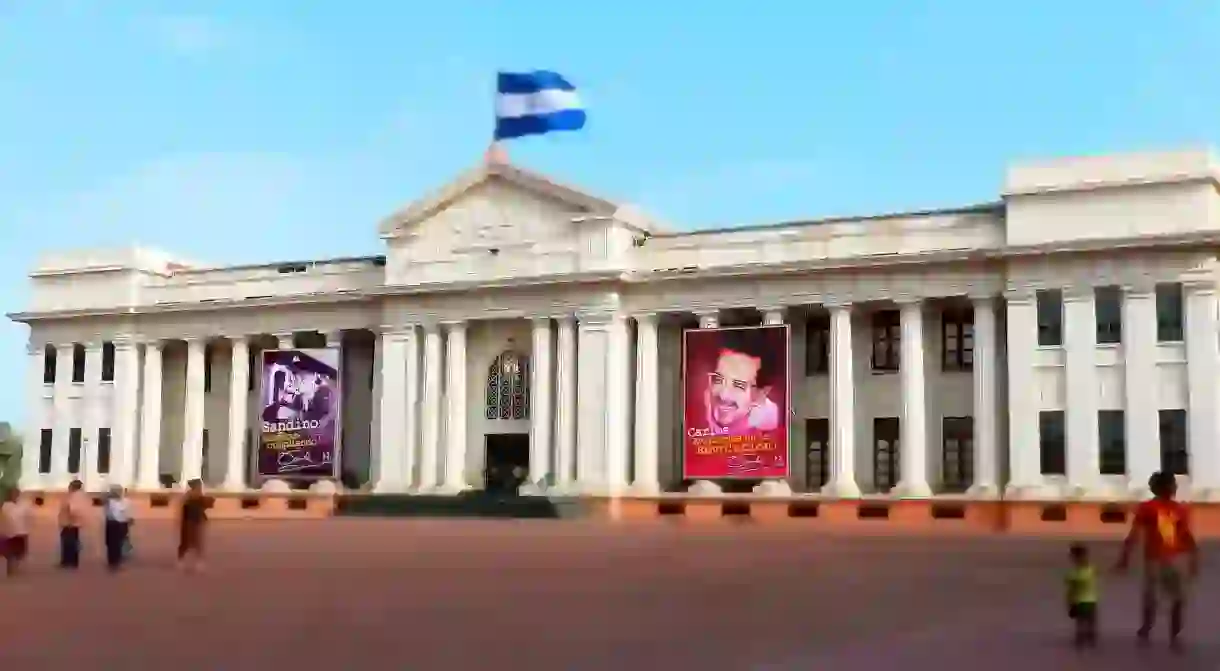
[485,434,530,495]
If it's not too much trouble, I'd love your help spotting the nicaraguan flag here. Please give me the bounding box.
[494,71,586,141]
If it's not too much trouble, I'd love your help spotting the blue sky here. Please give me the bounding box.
[1,1,1218,426]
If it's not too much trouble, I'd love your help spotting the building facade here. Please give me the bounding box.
[10,150,1220,502]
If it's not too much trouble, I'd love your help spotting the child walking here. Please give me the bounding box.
[1116,471,1199,649]
[1,488,31,576]
[1066,543,1099,647]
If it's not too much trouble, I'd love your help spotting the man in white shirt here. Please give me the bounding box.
[103,485,133,570]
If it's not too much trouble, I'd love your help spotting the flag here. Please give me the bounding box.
[494,71,586,141]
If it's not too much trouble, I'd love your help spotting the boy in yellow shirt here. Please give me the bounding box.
[1066,543,1099,647]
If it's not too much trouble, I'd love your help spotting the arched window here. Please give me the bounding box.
[485,351,530,420]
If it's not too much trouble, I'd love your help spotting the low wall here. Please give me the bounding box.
[19,491,1220,537]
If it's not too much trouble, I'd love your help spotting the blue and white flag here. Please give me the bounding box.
[494,71,586,141]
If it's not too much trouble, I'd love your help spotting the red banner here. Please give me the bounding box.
[682,325,790,480]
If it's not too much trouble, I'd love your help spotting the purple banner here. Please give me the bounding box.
[258,349,340,479]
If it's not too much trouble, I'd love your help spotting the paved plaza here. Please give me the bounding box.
[0,518,1217,670]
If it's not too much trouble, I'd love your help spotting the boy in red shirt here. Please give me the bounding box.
[1115,471,1199,648]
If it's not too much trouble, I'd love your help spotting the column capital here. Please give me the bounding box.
[321,330,344,346]
[1183,279,1216,297]
[967,291,998,304]
[55,341,76,350]
[530,316,554,327]
[893,294,924,307]
[442,319,467,332]
[633,311,661,325]
[1003,288,1035,304]
[759,306,787,324]
[1062,285,1094,303]
[141,336,166,349]
[824,297,853,310]
[82,340,104,351]
[555,313,578,326]
[1122,277,1159,296]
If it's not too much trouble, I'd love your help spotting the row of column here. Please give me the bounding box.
[23,331,339,492]
[1006,281,1220,498]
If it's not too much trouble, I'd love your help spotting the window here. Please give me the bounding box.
[871,310,901,372]
[942,416,974,492]
[1159,409,1189,476]
[67,427,82,474]
[204,344,214,393]
[249,349,258,391]
[941,306,974,371]
[71,344,86,383]
[101,342,116,382]
[42,345,56,384]
[805,315,830,375]
[873,417,900,491]
[1095,286,1122,345]
[806,418,829,490]
[1156,283,1184,342]
[201,429,210,475]
[1098,410,1126,475]
[96,428,111,474]
[1036,290,1063,347]
[485,351,530,420]
[1039,411,1066,475]
[38,429,52,474]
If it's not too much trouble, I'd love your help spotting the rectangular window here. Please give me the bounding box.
[71,344,86,383]
[941,306,974,371]
[1039,411,1066,475]
[43,345,56,384]
[38,428,52,474]
[1156,283,1184,342]
[873,417,900,491]
[871,310,901,372]
[1036,289,1063,347]
[805,315,830,375]
[942,416,974,492]
[249,348,258,391]
[96,428,111,475]
[1159,409,1189,476]
[201,428,210,475]
[204,344,214,393]
[1095,286,1123,345]
[67,427,82,474]
[1098,410,1126,475]
[101,342,116,382]
[805,418,829,490]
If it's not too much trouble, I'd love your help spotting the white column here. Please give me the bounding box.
[50,343,74,489]
[576,316,609,491]
[180,338,207,484]
[442,321,468,492]
[824,304,860,497]
[137,340,163,490]
[374,328,409,492]
[275,332,294,350]
[419,324,444,490]
[223,336,250,491]
[753,307,794,496]
[688,310,722,495]
[1004,291,1042,497]
[111,337,141,489]
[554,316,578,491]
[895,299,931,497]
[403,326,421,490]
[632,313,661,493]
[1123,285,1160,497]
[967,296,1000,498]
[81,342,103,489]
[605,314,633,493]
[1063,287,1100,496]
[1185,280,1220,498]
[528,318,555,490]
[19,343,45,490]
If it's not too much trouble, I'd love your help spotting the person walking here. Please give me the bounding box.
[102,485,132,571]
[58,479,88,569]
[1,487,31,576]
[177,479,209,573]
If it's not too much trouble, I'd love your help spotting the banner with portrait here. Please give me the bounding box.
[682,325,790,480]
[258,349,341,479]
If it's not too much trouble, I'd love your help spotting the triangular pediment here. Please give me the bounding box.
[378,160,619,239]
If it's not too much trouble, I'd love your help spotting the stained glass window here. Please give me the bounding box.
[485,351,531,420]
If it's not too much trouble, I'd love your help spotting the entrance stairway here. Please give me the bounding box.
[334,492,593,519]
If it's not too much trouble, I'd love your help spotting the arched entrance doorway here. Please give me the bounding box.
[483,350,530,493]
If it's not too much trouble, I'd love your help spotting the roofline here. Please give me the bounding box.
[647,202,1004,239]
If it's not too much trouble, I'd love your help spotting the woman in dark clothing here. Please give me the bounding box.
[178,479,209,572]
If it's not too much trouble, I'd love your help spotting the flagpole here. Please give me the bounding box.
[486,72,507,165]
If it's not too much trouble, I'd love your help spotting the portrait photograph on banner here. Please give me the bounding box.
[258,349,341,479]
[682,325,790,480]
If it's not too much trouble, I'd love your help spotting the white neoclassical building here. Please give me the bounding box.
[11,149,1220,503]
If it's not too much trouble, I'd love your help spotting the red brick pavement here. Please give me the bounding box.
[0,519,1217,670]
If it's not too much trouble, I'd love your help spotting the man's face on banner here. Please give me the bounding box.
[279,372,300,402]
[706,347,769,428]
